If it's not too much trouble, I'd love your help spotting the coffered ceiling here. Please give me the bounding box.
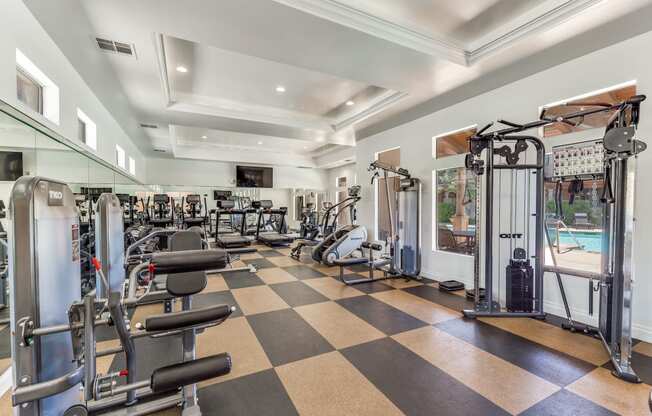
[24,0,652,168]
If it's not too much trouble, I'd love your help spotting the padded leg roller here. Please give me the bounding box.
[151,353,232,393]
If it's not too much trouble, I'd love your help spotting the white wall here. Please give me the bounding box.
[147,158,328,190]
[0,0,146,181]
[354,29,652,342]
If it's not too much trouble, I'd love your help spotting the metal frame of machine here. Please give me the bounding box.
[9,177,235,415]
[462,95,647,383]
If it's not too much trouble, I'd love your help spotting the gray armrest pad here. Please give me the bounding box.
[333,257,368,266]
[145,304,232,332]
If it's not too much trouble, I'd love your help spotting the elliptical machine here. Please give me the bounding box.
[308,186,367,265]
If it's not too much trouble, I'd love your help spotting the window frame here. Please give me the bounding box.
[15,49,60,125]
[115,144,126,170]
[129,157,136,175]
[432,166,476,258]
[16,66,44,115]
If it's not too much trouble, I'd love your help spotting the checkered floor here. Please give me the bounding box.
[2,244,652,415]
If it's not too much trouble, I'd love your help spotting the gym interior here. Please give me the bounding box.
[1,1,652,415]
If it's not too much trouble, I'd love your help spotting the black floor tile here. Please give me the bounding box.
[341,279,394,294]
[192,291,243,318]
[0,326,11,358]
[342,338,509,416]
[336,295,427,335]
[269,281,329,307]
[259,250,283,257]
[518,389,618,416]
[243,258,276,270]
[436,318,595,386]
[197,369,299,416]
[95,325,119,343]
[601,351,652,385]
[403,285,472,311]
[109,334,183,384]
[221,270,265,289]
[247,309,334,366]
[283,265,325,280]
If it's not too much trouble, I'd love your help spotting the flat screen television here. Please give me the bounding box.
[0,151,23,181]
[236,165,273,188]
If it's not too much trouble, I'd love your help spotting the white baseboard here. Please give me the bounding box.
[543,300,652,343]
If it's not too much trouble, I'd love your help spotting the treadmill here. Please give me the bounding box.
[255,200,296,246]
[148,194,174,227]
[215,200,252,248]
[182,194,207,229]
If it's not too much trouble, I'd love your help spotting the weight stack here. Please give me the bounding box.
[506,260,533,312]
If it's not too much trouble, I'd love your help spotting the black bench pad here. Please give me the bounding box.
[151,353,232,392]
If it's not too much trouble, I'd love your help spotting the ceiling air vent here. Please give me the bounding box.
[95,37,136,57]
[140,123,158,129]
[153,148,167,153]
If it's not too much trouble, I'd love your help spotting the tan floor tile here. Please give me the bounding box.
[567,367,651,416]
[131,303,164,327]
[230,260,247,268]
[276,248,292,255]
[204,274,229,292]
[479,317,609,366]
[231,286,290,315]
[256,268,298,284]
[371,290,460,324]
[0,390,14,416]
[276,351,403,416]
[253,244,273,251]
[267,256,302,267]
[295,302,385,349]
[303,277,364,300]
[311,264,353,277]
[239,252,263,260]
[381,277,424,289]
[96,339,121,374]
[197,316,272,387]
[633,341,652,358]
[394,327,559,415]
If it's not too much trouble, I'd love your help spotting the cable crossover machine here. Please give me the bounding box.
[463,94,647,383]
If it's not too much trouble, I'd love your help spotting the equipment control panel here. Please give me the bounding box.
[547,140,604,179]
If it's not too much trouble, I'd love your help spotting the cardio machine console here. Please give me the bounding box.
[547,140,604,180]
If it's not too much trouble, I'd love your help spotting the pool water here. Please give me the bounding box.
[550,230,603,253]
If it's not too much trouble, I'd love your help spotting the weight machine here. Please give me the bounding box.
[463,95,647,383]
[368,161,421,279]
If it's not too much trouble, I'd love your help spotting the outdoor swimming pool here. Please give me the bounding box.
[550,230,603,253]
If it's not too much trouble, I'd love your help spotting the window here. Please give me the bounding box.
[115,145,126,169]
[544,179,603,273]
[435,167,476,255]
[16,68,43,114]
[541,82,636,138]
[375,147,400,242]
[129,157,136,175]
[77,109,97,150]
[433,126,477,158]
[16,49,60,124]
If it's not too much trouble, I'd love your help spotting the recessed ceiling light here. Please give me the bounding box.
[201,135,207,139]
[346,100,355,106]
[176,65,188,73]
[257,141,263,145]
[275,85,286,93]
[303,146,308,150]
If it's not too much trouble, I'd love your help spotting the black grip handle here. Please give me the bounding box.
[627,94,646,104]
